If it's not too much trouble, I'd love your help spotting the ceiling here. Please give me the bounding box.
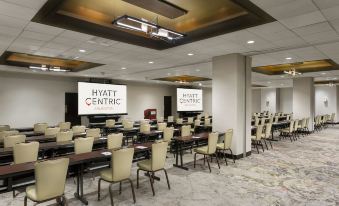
[0,0,339,89]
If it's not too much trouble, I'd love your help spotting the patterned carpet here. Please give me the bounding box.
[1,126,338,206]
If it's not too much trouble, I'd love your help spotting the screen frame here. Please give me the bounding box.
[77,81,128,116]
[176,87,203,112]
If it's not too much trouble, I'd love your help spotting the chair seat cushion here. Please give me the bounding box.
[251,136,256,140]
[194,146,208,154]
[26,185,39,201]
[137,159,152,171]
[100,168,114,182]
[281,129,290,133]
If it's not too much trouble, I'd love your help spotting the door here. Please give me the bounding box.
[65,93,81,126]
[164,96,172,118]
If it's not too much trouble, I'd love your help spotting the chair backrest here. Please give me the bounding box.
[176,118,183,124]
[157,116,164,123]
[44,127,61,137]
[58,122,71,130]
[207,132,218,154]
[204,118,211,126]
[107,133,123,149]
[56,131,73,142]
[140,123,151,133]
[34,123,48,133]
[293,119,299,131]
[0,125,10,132]
[194,119,201,127]
[105,119,116,128]
[265,123,272,138]
[124,121,134,129]
[305,117,310,127]
[140,119,150,125]
[204,113,209,119]
[122,119,130,126]
[260,118,266,125]
[167,116,174,123]
[222,129,233,149]
[4,134,26,148]
[301,118,307,128]
[274,116,279,123]
[151,141,168,171]
[0,130,19,143]
[13,142,39,164]
[254,117,259,126]
[111,148,134,181]
[196,114,202,120]
[157,122,167,131]
[187,117,194,124]
[286,115,290,120]
[74,137,94,154]
[86,128,100,138]
[269,117,274,123]
[289,120,295,132]
[255,125,264,140]
[163,127,174,142]
[181,125,191,137]
[35,158,69,201]
[72,125,86,134]
[331,113,335,121]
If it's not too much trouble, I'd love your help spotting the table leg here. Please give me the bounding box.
[74,164,88,205]
[173,141,188,170]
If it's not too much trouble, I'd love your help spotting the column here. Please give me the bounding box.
[293,77,315,130]
[212,54,252,157]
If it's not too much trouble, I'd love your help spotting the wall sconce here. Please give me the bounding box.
[266,98,270,107]
[324,97,328,107]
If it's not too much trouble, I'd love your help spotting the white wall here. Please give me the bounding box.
[315,86,336,117]
[280,88,293,113]
[261,88,278,113]
[203,88,212,115]
[251,89,261,113]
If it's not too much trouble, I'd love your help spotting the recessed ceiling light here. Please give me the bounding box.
[321,72,326,75]
[247,40,255,44]
[121,67,127,70]
[285,57,292,60]
[334,77,337,80]
[198,83,202,86]
[196,69,200,72]
[79,49,86,53]
[74,56,79,59]
[167,73,171,76]
[280,75,285,78]
[188,53,194,56]
[148,61,154,64]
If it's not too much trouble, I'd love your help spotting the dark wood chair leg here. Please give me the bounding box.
[163,169,171,190]
[223,151,228,166]
[148,172,155,196]
[128,178,136,203]
[206,156,211,173]
[229,149,235,163]
[269,140,273,149]
[109,183,114,206]
[137,169,140,189]
[255,142,259,154]
[193,153,197,168]
[119,181,122,195]
[215,154,220,169]
[24,196,28,206]
[98,178,102,201]
[263,140,269,150]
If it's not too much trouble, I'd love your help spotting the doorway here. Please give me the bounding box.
[65,93,81,126]
[164,96,172,118]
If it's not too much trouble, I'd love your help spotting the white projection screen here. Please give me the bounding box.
[78,82,127,115]
[177,88,203,112]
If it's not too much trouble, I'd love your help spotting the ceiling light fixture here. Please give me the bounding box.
[284,68,301,76]
[321,72,326,75]
[112,15,185,43]
[188,53,194,56]
[29,65,70,72]
[79,49,86,53]
[198,82,202,86]
[121,67,127,70]
[247,40,255,44]
[148,61,154,64]
[328,82,335,87]
[285,57,292,60]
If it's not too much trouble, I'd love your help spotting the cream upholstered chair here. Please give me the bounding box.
[157,116,164,123]
[72,125,86,134]
[0,130,19,143]
[260,118,266,125]
[86,128,101,138]
[24,158,69,206]
[191,119,201,133]
[44,127,60,137]
[4,134,26,148]
[105,119,116,128]
[56,131,73,142]
[176,118,183,125]
[204,113,209,119]
[216,129,235,165]
[293,119,300,139]
[269,117,274,124]
[58,122,71,130]
[274,116,279,123]
[204,118,211,126]
[98,148,135,205]
[140,123,151,133]
[13,142,39,164]
[181,125,191,137]
[0,125,10,132]
[196,114,202,120]
[137,141,170,196]
[187,117,194,124]
[34,123,48,133]
[193,132,220,173]
[261,123,273,149]
[74,137,94,154]
[157,122,167,131]
[107,133,123,150]
[163,127,174,142]
[123,121,134,129]
[280,120,295,142]
[167,116,174,123]
[251,125,264,153]
[254,117,259,126]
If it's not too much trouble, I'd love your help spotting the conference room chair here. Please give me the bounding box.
[3,134,26,148]
[196,114,202,120]
[187,117,194,124]
[157,116,164,123]
[286,115,291,121]
[44,127,61,137]
[107,133,123,149]
[216,129,235,165]
[140,119,150,125]
[24,158,69,206]
[137,141,170,196]
[58,122,71,130]
[194,132,220,173]
[140,123,151,133]
[328,113,335,126]
[106,119,116,128]
[34,123,48,134]
[204,113,209,119]
[254,117,259,126]
[123,121,134,129]
[74,137,94,154]
[280,120,295,142]
[98,148,135,205]
[297,118,307,136]
[56,131,73,142]
[304,117,310,133]
[0,124,10,132]
[274,116,279,123]
[176,118,183,125]
[293,119,300,139]
[157,122,167,131]
[167,116,174,123]
[204,118,211,126]
[181,125,191,137]
[163,127,174,154]
[262,123,273,149]
[192,119,201,133]
[86,128,101,139]
[72,125,86,134]
[269,117,274,124]
[260,118,266,125]
[0,130,19,143]
[251,125,264,153]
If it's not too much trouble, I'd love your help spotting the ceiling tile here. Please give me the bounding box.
[321,5,339,21]
[301,30,339,44]
[2,0,47,10]
[279,11,326,29]
[292,22,333,36]
[25,22,64,35]
[19,30,55,41]
[0,1,37,20]
[313,0,339,9]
